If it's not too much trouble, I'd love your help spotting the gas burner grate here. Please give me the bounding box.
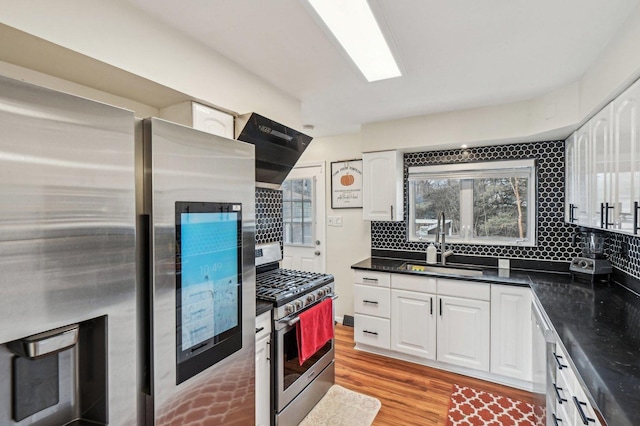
[255,268,333,303]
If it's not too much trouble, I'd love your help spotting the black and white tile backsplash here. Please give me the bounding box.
[255,187,283,246]
[370,140,640,279]
[608,233,640,279]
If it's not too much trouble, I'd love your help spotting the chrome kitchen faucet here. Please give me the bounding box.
[435,211,454,266]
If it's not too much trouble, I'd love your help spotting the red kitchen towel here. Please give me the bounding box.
[296,298,334,366]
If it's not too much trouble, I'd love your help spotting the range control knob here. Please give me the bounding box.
[284,304,294,315]
[317,288,325,297]
[293,300,303,310]
[306,294,316,305]
[324,286,332,296]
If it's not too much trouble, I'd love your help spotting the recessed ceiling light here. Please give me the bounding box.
[307,0,401,82]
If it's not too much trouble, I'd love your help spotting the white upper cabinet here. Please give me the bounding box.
[362,150,404,221]
[566,125,592,226]
[590,104,614,228]
[566,77,640,235]
[612,78,640,233]
[159,101,235,139]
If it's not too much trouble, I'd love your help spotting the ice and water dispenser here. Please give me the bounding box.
[1,317,108,425]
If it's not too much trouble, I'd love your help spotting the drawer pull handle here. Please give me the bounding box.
[553,352,567,370]
[552,413,563,425]
[573,396,595,425]
[363,330,378,336]
[255,327,265,334]
[363,277,379,283]
[553,383,567,404]
[363,300,379,305]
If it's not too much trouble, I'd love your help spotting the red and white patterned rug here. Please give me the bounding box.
[446,384,544,426]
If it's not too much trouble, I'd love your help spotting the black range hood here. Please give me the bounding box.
[235,113,312,186]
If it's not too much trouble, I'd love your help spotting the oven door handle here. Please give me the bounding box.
[278,294,338,327]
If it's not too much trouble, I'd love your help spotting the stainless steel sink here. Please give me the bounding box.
[401,263,484,277]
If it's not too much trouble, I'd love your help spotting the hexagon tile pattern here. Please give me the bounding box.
[370,140,640,279]
[256,188,283,246]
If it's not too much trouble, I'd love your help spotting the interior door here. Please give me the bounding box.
[282,162,326,272]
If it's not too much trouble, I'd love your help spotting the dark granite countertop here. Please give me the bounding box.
[256,300,272,317]
[352,256,640,426]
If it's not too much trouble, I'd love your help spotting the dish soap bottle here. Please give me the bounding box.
[426,243,437,264]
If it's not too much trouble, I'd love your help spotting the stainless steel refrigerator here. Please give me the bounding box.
[137,118,256,425]
[0,76,138,425]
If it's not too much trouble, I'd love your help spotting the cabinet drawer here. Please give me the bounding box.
[570,381,601,426]
[354,314,390,349]
[354,284,390,318]
[354,270,390,287]
[553,367,573,423]
[391,274,436,293]
[437,278,490,301]
[255,311,272,341]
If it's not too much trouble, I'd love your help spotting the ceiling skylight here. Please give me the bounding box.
[307,0,401,82]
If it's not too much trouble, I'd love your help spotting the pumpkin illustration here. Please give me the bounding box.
[341,173,355,186]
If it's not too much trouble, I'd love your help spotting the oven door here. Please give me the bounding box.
[274,302,335,413]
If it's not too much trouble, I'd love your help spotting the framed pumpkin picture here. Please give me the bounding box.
[331,159,363,209]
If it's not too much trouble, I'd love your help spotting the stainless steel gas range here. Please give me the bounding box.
[255,242,336,426]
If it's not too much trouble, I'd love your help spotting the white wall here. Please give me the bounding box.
[580,2,640,118]
[0,0,302,129]
[0,60,160,118]
[298,133,370,320]
[361,3,640,153]
[362,82,580,152]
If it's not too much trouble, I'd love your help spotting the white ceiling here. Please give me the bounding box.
[124,0,640,137]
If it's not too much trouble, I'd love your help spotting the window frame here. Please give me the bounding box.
[282,177,316,247]
[407,159,537,247]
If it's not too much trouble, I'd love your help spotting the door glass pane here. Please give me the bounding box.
[282,178,314,246]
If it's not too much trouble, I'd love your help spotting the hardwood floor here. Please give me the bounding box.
[334,324,535,425]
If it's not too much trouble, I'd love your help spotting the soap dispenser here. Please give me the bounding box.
[426,243,437,264]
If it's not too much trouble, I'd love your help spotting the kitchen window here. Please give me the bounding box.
[282,178,314,245]
[407,159,537,246]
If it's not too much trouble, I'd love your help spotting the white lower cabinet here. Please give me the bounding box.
[490,285,532,381]
[353,271,531,385]
[552,345,602,426]
[354,284,391,318]
[436,295,490,372]
[255,311,271,426]
[390,289,436,359]
[354,271,391,350]
[354,314,391,349]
